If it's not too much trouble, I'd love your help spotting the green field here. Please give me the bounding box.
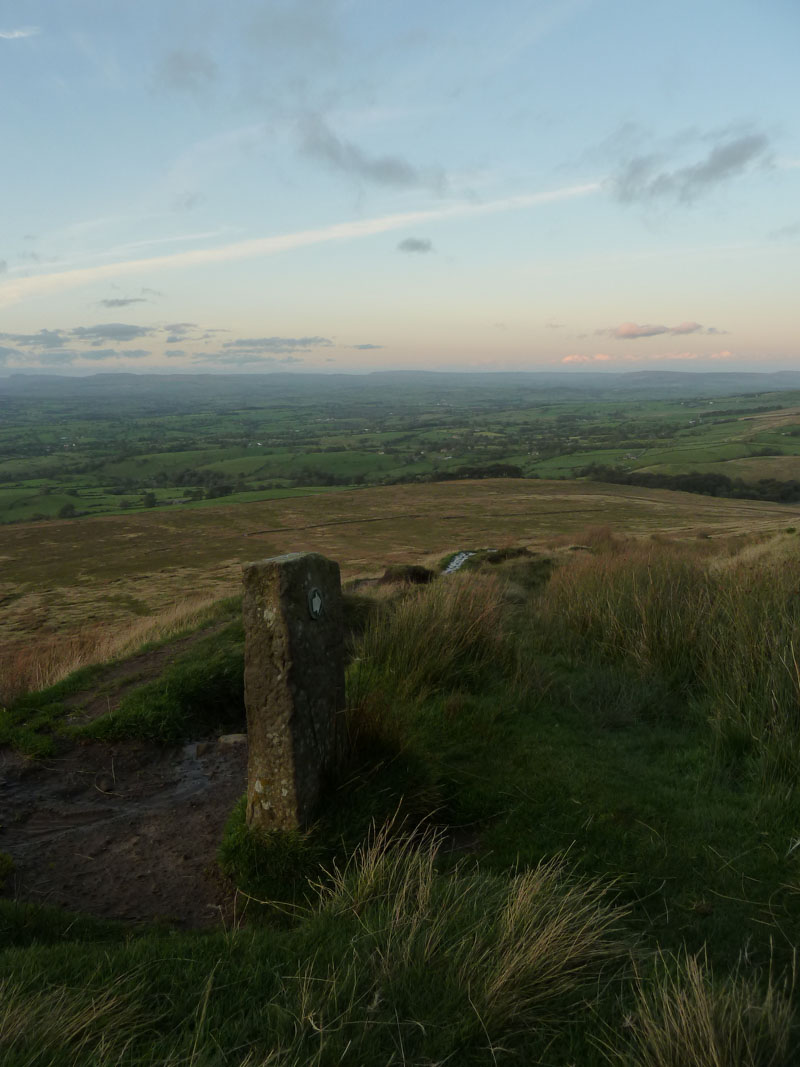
[4,373,800,524]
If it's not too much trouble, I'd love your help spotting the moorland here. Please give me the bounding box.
[2,371,800,1065]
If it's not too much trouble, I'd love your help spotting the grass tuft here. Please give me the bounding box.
[312,818,630,1044]
[349,572,511,705]
[0,977,152,1066]
[217,795,324,913]
[610,950,798,1067]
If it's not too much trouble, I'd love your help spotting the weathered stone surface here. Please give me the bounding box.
[242,552,346,831]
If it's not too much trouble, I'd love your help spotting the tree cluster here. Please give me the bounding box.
[580,464,800,504]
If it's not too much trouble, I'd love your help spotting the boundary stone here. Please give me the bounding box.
[242,552,345,830]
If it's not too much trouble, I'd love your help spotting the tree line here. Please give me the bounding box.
[579,464,800,504]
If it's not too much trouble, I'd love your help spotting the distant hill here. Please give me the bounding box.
[3,369,800,403]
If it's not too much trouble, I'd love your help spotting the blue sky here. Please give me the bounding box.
[1,0,798,374]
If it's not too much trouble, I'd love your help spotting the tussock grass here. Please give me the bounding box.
[5,533,800,1062]
[314,821,630,1033]
[701,560,800,782]
[535,533,800,780]
[539,539,714,688]
[0,818,629,1065]
[0,593,232,706]
[341,574,517,828]
[0,978,150,1066]
[350,572,510,705]
[265,819,630,1060]
[610,951,798,1067]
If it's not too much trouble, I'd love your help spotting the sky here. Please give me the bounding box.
[0,0,798,376]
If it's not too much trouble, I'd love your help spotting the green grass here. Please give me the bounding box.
[0,662,112,756]
[75,620,245,744]
[0,608,244,754]
[349,572,512,704]
[1,825,631,1066]
[3,536,800,1063]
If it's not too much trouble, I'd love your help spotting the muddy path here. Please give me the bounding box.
[61,619,231,726]
[1,734,248,928]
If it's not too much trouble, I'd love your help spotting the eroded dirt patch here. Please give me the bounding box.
[1,736,247,928]
[62,620,230,726]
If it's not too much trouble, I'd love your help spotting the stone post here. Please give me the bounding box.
[242,552,346,831]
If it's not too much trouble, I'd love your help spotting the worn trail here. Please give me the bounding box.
[1,736,247,927]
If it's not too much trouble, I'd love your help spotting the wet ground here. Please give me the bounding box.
[1,735,248,927]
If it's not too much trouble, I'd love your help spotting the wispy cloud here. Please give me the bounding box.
[397,237,434,253]
[299,114,447,192]
[71,323,153,345]
[0,182,599,307]
[561,349,732,365]
[99,287,161,308]
[0,320,185,367]
[0,322,166,353]
[768,221,800,241]
[0,329,69,349]
[247,0,340,60]
[197,351,305,367]
[562,353,611,364]
[598,321,726,340]
[0,316,389,369]
[0,26,39,40]
[0,345,151,368]
[611,130,772,204]
[99,297,148,308]
[222,336,332,357]
[155,49,217,94]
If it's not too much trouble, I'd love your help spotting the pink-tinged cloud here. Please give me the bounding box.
[561,349,733,365]
[561,353,611,364]
[612,322,670,339]
[599,320,719,340]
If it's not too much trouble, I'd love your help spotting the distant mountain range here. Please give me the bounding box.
[2,369,800,402]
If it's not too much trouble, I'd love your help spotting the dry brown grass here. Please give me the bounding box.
[0,978,149,1065]
[1,481,794,707]
[1,479,792,641]
[609,951,797,1067]
[0,594,228,705]
[534,529,800,780]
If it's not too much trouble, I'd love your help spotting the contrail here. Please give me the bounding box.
[0,183,599,307]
